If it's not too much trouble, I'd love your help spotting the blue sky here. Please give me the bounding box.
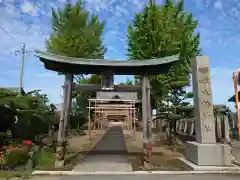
[0,0,238,109]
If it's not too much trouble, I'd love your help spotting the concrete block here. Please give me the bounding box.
[185,141,231,166]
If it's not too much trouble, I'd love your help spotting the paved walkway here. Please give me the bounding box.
[24,174,240,180]
[73,126,132,172]
[232,140,240,163]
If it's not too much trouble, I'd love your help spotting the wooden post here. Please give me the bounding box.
[88,97,92,140]
[130,101,133,135]
[131,102,133,131]
[133,102,136,140]
[94,100,96,132]
[93,101,96,132]
[128,104,131,131]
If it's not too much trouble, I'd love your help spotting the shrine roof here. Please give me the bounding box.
[35,50,179,75]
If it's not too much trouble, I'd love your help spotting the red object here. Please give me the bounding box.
[23,140,32,145]
[7,146,15,149]
[148,143,152,154]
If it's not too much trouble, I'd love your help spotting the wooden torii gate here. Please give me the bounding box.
[35,50,179,168]
[87,98,139,138]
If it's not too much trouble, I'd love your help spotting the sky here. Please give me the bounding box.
[0,0,239,110]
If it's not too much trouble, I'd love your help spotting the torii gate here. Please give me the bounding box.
[35,50,179,168]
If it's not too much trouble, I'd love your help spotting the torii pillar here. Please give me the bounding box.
[141,74,152,168]
[55,73,73,168]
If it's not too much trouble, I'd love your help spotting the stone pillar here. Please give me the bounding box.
[216,115,222,141]
[63,73,73,142]
[183,120,188,133]
[224,115,230,143]
[231,113,237,138]
[55,75,68,168]
[190,120,195,136]
[176,121,179,133]
[180,120,184,133]
[185,56,231,166]
[142,75,152,168]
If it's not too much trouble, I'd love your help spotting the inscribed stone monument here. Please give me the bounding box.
[184,56,231,166]
[191,56,216,143]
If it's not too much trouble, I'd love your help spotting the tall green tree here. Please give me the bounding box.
[46,0,106,59]
[45,0,106,125]
[45,0,106,81]
[127,0,201,108]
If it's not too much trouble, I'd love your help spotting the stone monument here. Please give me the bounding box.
[185,56,231,166]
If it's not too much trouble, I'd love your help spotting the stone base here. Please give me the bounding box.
[185,141,231,166]
[55,160,64,168]
[179,157,240,171]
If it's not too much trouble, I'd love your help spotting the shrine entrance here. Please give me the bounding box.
[87,92,140,138]
[36,50,179,169]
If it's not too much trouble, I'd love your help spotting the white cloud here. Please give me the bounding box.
[20,1,38,16]
[0,0,238,107]
[213,0,223,10]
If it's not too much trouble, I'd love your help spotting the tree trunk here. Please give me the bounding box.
[172,120,177,152]
[168,120,172,145]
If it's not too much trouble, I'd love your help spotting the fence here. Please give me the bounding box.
[153,113,237,143]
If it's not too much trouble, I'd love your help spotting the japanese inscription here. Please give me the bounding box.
[198,67,209,74]
[192,57,216,143]
[197,66,214,121]
[204,124,212,132]
[198,68,212,105]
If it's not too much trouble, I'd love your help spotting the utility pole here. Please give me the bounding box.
[14,44,31,96]
[19,44,25,96]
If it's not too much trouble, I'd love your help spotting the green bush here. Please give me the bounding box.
[33,149,55,169]
[0,132,6,146]
[4,149,29,168]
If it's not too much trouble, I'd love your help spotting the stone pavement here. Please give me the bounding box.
[73,126,132,172]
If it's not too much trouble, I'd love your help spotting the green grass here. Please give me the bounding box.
[0,171,29,179]
[34,149,55,170]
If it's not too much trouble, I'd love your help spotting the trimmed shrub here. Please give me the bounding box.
[4,148,29,168]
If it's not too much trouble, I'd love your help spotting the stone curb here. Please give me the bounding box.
[32,170,240,176]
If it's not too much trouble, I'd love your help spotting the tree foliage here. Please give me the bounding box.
[46,0,106,59]
[127,0,201,109]
[0,89,56,142]
[45,0,106,128]
[72,75,102,117]
[118,77,134,85]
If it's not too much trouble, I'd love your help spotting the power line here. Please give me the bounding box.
[0,26,17,41]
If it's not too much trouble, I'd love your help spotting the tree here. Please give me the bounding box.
[0,89,56,143]
[72,75,102,114]
[45,0,106,81]
[46,0,105,58]
[127,0,201,109]
[118,77,134,85]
